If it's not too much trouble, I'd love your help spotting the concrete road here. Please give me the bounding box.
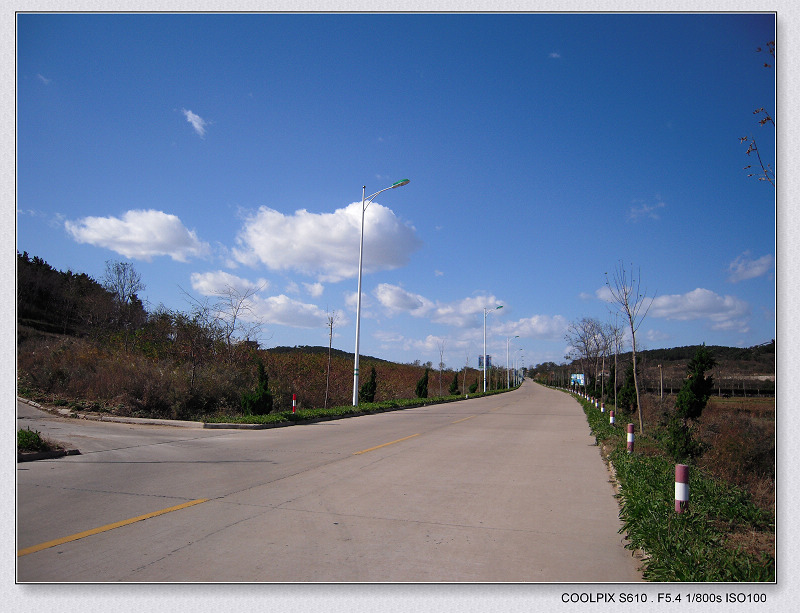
[16,382,642,582]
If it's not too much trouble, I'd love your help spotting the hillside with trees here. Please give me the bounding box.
[531,341,775,398]
[16,253,503,419]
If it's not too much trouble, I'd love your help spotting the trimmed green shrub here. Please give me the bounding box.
[17,427,49,452]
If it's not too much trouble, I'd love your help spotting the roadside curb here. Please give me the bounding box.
[18,388,519,431]
[17,449,81,463]
[17,397,204,428]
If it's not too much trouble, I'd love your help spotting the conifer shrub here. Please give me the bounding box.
[359,366,377,403]
[449,372,459,395]
[666,345,716,463]
[240,359,273,415]
[415,368,429,398]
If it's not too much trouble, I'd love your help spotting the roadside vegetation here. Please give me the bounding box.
[16,252,514,422]
[16,252,775,580]
[564,362,774,581]
[17,427,60,453]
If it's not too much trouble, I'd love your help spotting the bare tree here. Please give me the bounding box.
[607,314,626,410]
[180,282,266,363]
[324,309,339,409]
[102,260,146,348]
[564,317,603,392]
[462,347,471,396]
[211,283,266,354]
[740,41,775,188]
[598,322,615,402]
[605,262,654,433]
[437,339,447,397]
[103,260,144,305]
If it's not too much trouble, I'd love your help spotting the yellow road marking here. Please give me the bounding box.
[452,415,477,424]
[17,498,209,557]
[353,433,420,455]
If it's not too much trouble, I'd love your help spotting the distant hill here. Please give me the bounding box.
[633,342,774,365]
[265,345,393,364]
[622,342,775,372]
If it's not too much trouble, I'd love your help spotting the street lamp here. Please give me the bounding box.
[483,305,503,392]
[352,179,410,406]
[506,335,519,388]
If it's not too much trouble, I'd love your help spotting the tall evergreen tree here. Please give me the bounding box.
[666,345,716,462]
[449,372,460,395]
[616,362,637,414]
[241,358,273,415]
[415,368,429,399]
[675,345,717,421]
[359,366,377,403]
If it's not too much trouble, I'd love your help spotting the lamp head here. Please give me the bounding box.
[391,179,410,188]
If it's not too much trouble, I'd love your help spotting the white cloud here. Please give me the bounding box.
[645,329,670,343]
[182,108,208,137]
[628,200,666,222]
[233,202,421,282]
[251,294,328,329]
[650,287,750,331]
[430,295,503,327]
[190,271,330,329]
[727,252,774,283]
[549,52,561,59]
[65,209,210,262]
[497,314,570,341]
[36,74,51,85]
[373,283,503,328]
[190,270,268,296]
[594,286,616,302]
[345,291,360,311]
[345,290,376,320]
[373,330,405,344]
[303,282,325,298]
[375,283,433,317]
[373,331,446,356]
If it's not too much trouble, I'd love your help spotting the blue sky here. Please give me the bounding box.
[16,12,776,370]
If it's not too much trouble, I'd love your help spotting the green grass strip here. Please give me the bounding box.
[571,392,774,582]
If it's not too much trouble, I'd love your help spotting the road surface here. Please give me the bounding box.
[16,381,642,582]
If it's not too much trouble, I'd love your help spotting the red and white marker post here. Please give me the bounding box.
[675,464,689,513]
[292,393,297,414]
[627,423,635,454]
[609,410,615,425]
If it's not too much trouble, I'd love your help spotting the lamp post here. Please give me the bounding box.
[506,335,519,388]
[352,179,410,406]
[483,305,503,392]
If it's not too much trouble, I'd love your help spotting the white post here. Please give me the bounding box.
[352,186,366,406]
[351,180,409,406]
[483,308,488,392]
[506,337,510,389]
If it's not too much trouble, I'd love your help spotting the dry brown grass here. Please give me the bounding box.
[632,393,775,515]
